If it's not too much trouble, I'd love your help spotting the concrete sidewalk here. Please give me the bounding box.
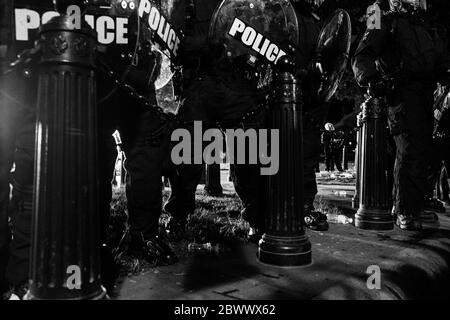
[113,184,450,300]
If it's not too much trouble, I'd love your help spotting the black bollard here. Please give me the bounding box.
[205,164,223,196]
[25,15,106,300]
[352,116,362,209]
[355,95,393,230]
[258,56,311,267]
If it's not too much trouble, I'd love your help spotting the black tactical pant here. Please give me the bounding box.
[167,124,267,230]
[0,77,12,291]
[229,116,268,230]
[5,124,34,287]
[168,75,330,226]
[303,103,330,206]
[0,69,36,287]
[233,101,330,223]
[166,75,266,227]
[124,118,172,239]
[97,85,171,241]
[426,136,450,200]
[324,145,343,172]
[0,70,169,287]
[388,83,434,218]
[438,162,449,202]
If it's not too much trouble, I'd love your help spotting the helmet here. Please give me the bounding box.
[389,0,427,13]
[324,123,335,131]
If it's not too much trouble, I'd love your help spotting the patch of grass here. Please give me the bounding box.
[109,186,351,275]
[107,187,248,275]
[107,187,128,251]
[188,192,248,244]
[316,173,356,186]
[314,196,345,216]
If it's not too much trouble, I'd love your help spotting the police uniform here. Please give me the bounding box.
[0,70,37,293]
[166,0,332,233]
[426,85,450,209]
[322,129,344,172]
[95,10,176,263]
[292,0,330,231]
[0,1,176,294]
[352,5,450,229]
[164,0,268,232]
[0,0,46,293]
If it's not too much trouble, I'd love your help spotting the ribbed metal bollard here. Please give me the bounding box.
[355,96,393,230]
[205,164,223,196]
[352,115,362,209]
[25,15,106,300]
[258,56,311,267]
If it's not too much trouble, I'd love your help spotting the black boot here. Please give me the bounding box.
[4,282,28,300]
[247,226,263,244]
[129,234,178,266]
[396,214,423,231]
[240,205,264,243]
[304,204,329,231]
[165,216,188,241]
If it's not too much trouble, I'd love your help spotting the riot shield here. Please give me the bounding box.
[151,0,186,89]
[136,0,188,92]
[209,0,299,69]
[313,9,351,103]
[137,0,184,61]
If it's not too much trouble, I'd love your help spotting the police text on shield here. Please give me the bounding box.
[14,5,128,44]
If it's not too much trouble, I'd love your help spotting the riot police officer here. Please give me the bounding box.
[292,0,331,231]
[0,0,12,298]
[0,0,45,299]
[95,4,177,265]
[425,83,450,211]
[163,0,269,238]
[352,0,450,230]
[166,0,338,235]
[322,123,344,172]
[0,1,177,299]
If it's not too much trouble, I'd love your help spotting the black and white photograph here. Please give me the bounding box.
[0,0,450,309]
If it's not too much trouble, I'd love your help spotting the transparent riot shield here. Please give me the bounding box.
[313,9,352,103]
[208,0,299,87]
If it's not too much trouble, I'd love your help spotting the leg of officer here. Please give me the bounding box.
[2,66,37,298]
[164,77,211,229]
[5,108,35,295]
[125,109,177,264]
[0,74,17,296]
[333,146,344,172]
[303,105,329,231]
[390,84,434,229]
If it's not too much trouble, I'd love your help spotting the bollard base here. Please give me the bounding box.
[355,207,394,230]
[352,197,359,210]
[258,234,312,267]
[24,286,108,300]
